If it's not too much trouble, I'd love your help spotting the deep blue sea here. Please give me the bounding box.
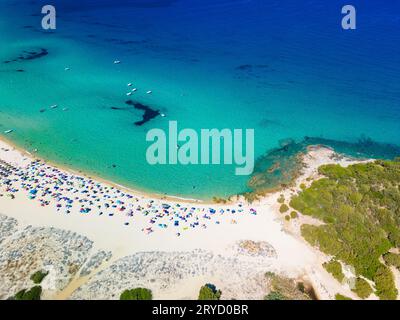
[0,0,399,199]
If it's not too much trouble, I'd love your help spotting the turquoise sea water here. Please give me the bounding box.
[0,0,399,199]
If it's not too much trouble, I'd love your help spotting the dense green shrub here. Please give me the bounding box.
[373,265,398,300]
[264,273,312,300]
[198,284,221,300]
[323,260,344,283]
[30,270,49,284]
[383,253,400,270]
[352,278,373,299]
[120,288,153,300]
[277,195,285,204]
[279,204,289,213]
[14,286,42,300]
[335,294,352,300]
[291,160,400,300]
[290,211,298,219]
[265,291,286,300]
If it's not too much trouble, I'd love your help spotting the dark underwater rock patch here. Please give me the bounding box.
[125,100,160,126]
[3,48,48,64]
[109,101,161,126]
[236,64,270,71]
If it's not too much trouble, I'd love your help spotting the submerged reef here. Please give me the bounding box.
[110,101,161,126]
[244,135,400,201]
[3,48,48,64]
[125,100,161,126]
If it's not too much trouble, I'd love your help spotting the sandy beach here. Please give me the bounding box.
[0,138,371,300]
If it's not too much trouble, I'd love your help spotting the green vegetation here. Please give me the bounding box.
[277,195,285,204]
[30,270,49,284]
[290,160,400,300]
[335,294,352,300]
[279,204,289,213]
[265,291,286,300]
[374,265,397,300]
[9,270,49,300]
[14,286,42,300]
[285,215,290,221]
[120,288,153,300]
[264,272,312,300]
[383,252,400,270]
[300,183,307,190]
[290,211,298,219]
[323,260,344,283]
[198,284,222,300]
[352,278,373,299]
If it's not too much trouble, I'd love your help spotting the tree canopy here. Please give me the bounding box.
[290,160,400,300]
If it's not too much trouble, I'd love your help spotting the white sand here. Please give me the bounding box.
[0,139,370,299]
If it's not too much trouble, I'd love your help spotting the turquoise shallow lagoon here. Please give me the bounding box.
[0,0,399,199]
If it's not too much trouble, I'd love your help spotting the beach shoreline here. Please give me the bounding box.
[0,135,212,205]
[0,137,372,300]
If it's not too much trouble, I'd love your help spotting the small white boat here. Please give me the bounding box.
[146,90,152,94]
[126,92,132,96]
[64,67,70,71]
[50,104,58,109]
[127,83,132,87]
[4,129,13,134]
[114,60,121,64]
[132,88,137,92]
[160,113,166,117]
[62,108,69,111]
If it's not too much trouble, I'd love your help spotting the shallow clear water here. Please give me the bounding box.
[0,0,399,199]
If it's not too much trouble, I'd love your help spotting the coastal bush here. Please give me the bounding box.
[373,265,398,300]
[277,195,285,204]
[290,211,298,219]
[279,204,289,213]
[335,294,352,300]
[30,270,49,284]
[265,291,286,300]
[120,288,153,300]
[352,278,373,299]
[285,215,290,221]
[265,273,312,300]
[383,252,400,270]
[323,260,344,283]
[198,284,221,300]
[14,286,42,300]
[291,160,400,300]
